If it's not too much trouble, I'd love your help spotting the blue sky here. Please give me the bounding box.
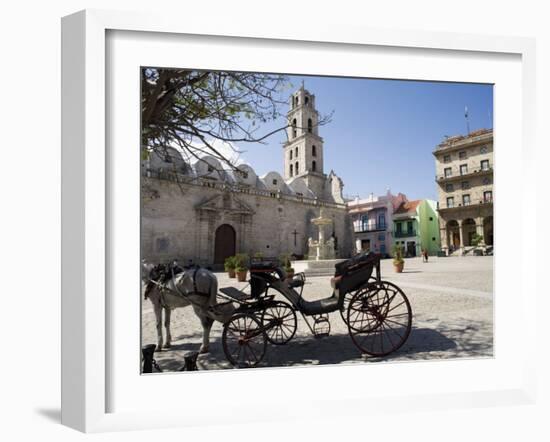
[232,74,493,201]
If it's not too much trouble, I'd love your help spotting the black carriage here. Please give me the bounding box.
[218,252,412,368]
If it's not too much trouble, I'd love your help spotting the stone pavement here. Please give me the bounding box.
[141,256,493,371]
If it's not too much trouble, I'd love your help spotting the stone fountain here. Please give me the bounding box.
[308,208,336,260]
[292,208,345,276]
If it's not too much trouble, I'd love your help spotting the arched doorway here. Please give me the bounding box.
[214,224,236,265]
[483,216,494,246]
[462,218,477,246]
[447,220,460,250]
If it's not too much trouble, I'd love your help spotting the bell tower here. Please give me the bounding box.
[283,85,326,197]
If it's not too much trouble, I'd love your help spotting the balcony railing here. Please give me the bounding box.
[354,223,387,233]
[438,199,493,210]
[435,165,492,182]
[394,230,416,238]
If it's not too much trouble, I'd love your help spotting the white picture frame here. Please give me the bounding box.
[61,9,537,433]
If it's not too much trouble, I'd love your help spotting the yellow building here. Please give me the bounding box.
[433,129,494,255]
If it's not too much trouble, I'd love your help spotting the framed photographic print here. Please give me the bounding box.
[62,9,537,433]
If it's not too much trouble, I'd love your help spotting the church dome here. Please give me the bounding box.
[287,176,316,198]
[193,155,224,180]
[146,146,188,174]
[236,164,257,186]
[260,171,289,193]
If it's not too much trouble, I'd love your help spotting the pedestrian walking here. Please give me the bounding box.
[422,249,429,262]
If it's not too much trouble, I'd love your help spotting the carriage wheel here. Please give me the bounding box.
[346,281,412,357]
[339,291,355,325]
[260,301,297,345]
[222,313,267,368]
[339,277,379,325]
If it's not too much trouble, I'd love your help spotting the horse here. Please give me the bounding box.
[142,260,234,353]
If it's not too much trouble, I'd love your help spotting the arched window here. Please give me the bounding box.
[312,145,316,157]
[290,150,293,160]
[312,160,317,172]
[308,118,312,133]
[295,146,298,157]
[290,164,293,177]
[295,161,299,174]
[292,118,297,138]
[305,96,309,105]
[295,96,299,105]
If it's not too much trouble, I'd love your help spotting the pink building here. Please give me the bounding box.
[347,190,408,256]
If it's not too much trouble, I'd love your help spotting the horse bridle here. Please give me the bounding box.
[145,264,211,309]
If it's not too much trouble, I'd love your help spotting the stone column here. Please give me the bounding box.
[458,220,464,255]
[440,226,448,254]
[476,216,484,245]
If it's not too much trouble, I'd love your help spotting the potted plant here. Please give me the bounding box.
[471,233,485,256]
[392,244,405,273]
[224,256,236,278]
[471,233,483,247]
[280,254,295,280]
[234,253,249,282]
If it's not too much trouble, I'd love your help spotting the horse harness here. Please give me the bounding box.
[146,264,211,309]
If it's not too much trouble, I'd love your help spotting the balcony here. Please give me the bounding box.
[394,230,416,238]
[354,223,387,233]
[435,165,493,183]
[438,199,493,211]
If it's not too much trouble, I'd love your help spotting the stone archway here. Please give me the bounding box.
[462,218,477,246]
[214,224,236,265]
[483,216,494,246]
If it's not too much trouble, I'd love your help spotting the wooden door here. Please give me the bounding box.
[214,224,236,264]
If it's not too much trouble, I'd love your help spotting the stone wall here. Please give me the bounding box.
[141,176,353,266]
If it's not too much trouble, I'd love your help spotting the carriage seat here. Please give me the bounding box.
[288,278,305,289]
[300,295,339,316]
[219,287,250,302]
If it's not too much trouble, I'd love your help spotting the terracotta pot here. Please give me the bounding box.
[237,270,248,282]
[227,269,236,278]
[394,262,404,273]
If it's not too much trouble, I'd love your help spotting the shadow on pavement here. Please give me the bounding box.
[147,322,491,372]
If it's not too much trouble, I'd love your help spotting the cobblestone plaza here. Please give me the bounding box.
[142,256,493,371]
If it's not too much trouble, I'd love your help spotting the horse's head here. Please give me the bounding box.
[141,260,167,300]
[141,259,166,282]
[141,259,154,280]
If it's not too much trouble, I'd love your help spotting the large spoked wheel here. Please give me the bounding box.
[222,313,267,368]
[346,281,412,357]
[260,301,297,345]
[339,277,379,326]
[339,291,355,325]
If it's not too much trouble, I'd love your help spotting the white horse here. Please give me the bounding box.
[142,261,234,353]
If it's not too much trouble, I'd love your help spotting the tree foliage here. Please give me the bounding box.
[141,69,290,170]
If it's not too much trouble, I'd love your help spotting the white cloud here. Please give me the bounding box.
[170,138,245,166]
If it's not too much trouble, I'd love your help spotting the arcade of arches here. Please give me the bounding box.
[442,215,493,253]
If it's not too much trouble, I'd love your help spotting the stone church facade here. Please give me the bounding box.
[141,86,353,267]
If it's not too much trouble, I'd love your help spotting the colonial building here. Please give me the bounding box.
[433,128,494,255]
[347,191,408,256]
[393,199,440,257]
[141,86,353,267]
